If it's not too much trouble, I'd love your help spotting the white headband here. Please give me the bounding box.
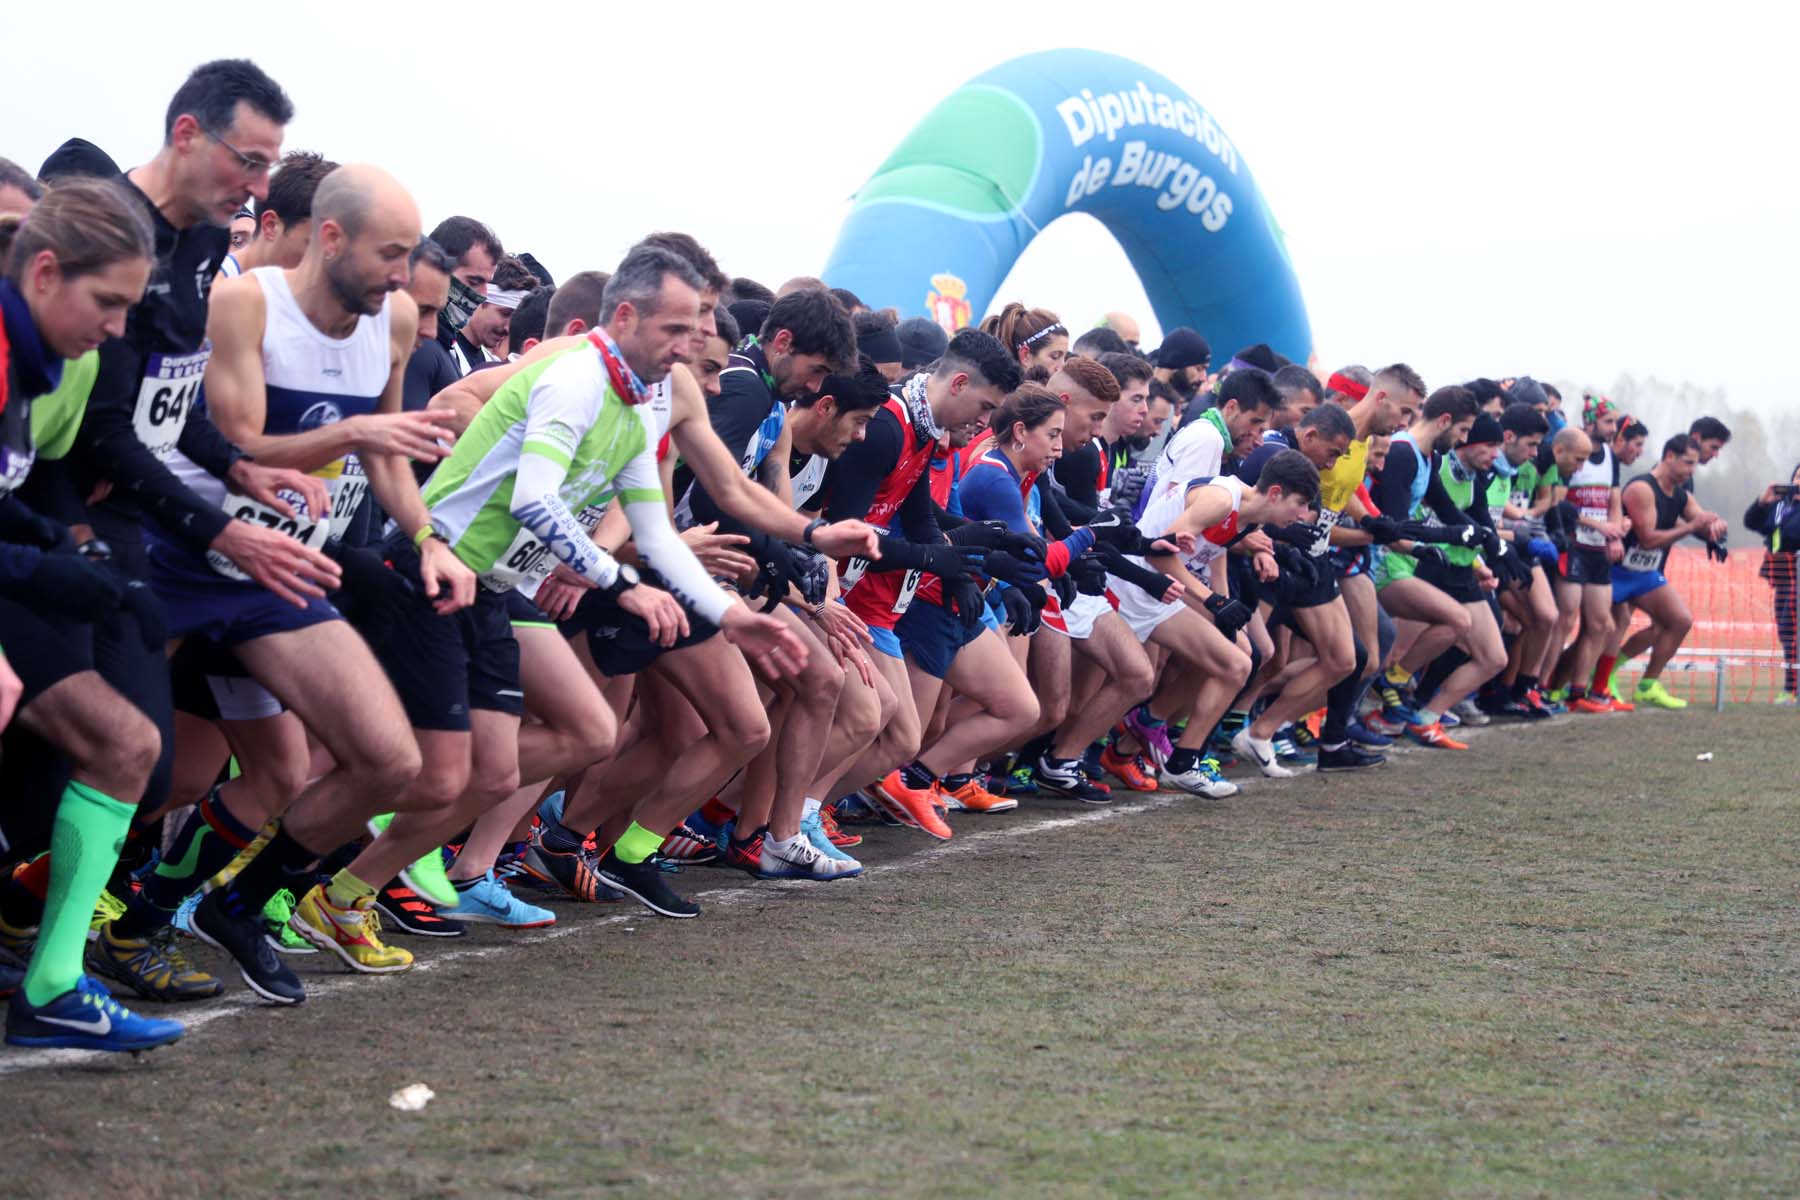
[484,287,529,312]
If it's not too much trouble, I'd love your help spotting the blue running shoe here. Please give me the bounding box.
[801,808,858,865]
[438,872,556,929]
[1346,720,1394,749]
[535,789,568,828]
[5,974,183,1051]
[1439,708,1461,729]
[683,808,732,857]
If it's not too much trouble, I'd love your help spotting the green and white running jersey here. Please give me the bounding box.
[422,341,662,590]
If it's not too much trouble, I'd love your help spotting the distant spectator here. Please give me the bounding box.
[1746,465,1800,703]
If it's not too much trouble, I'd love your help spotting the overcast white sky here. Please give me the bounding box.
[8,1,1796,412]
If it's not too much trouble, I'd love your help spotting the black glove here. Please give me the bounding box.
[943,576,985,633]
[1360,514,1401,545]
[1548,526,1573,555]
[1094,544,1180,604]
[1412,544,1449,568]
[1706,539,1728,564]
[1265,522,1316,549]
[947,520,1030,555]
[1272,543,1319,595]
[998,585,1037,636]
[1050,570,1077,608]
[1,553,124,624]
[979,548,1047,588]
[745,539,795,613]
[1475,525,1503,559]
[1203,592,1252,640]
[917,542,975,585]
[1086,511,1144,553]
[1068,553,1108,596]
[0,500,72,553]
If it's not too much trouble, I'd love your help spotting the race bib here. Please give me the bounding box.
[840,555,871,590]
[1576,506,1608,547]
[891,568,921,616]
[481,526,556,593]
[133,348,210,460]
[313,454,369,539]
[1308,508,1342,557]
[1623,546,1661,573]
[206,487,330,581]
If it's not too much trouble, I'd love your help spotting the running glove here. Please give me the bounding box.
[1203,592,1253,640]
[3,552,123,624]
[1068,553,1109,596]
[999,585,1038,636]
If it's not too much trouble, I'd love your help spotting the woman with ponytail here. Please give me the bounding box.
[981,302,1069,374]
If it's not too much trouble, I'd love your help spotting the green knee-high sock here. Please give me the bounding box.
[23,781,136,1007]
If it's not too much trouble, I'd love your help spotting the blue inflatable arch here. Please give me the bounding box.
[821,49,1310,362]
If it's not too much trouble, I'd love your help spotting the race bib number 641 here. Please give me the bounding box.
[133,348,210,461]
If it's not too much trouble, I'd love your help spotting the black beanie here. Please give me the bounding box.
[1465,413,1504,445]
[38,137,121,182]
[1155,327,1211,371]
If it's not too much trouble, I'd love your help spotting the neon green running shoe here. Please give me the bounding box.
[1546,686,1571,704]
[88,888,127,942]
[262,889,317,956]
[366,814,457,907]
[1634,678,1688,710]
[1608,673,1631,704]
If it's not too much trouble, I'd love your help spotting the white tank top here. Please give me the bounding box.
[1135,472,1246,574]
[172,267,391,545]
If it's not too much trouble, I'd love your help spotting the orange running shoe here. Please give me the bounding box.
[868,770,953,840]
[817,804,861,849]
[1607,695,1636,712]
[1099,746,1158,792]
[942,776,1019,814]
[1569,695,1614,714]
[1405,721,1468,750]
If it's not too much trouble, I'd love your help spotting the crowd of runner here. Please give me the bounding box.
[0,61,1746,1052]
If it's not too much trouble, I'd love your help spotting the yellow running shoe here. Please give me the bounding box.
[1634,678,1688,710]
[88,888,127,941]
[290,885,413,974]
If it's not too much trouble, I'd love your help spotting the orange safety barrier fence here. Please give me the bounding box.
[1615,546,1799,706]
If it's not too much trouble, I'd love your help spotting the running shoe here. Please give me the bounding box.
[867,770,954,839]
[1317,743,1386,772]
[1164,757,1239,798]
[1632,678,1685,709]
[758,835,862,881]
[1607,672,1631,705]
[1271,727,1317,767]
[1074,760,1113,796]
[1231,728,1298,778]
[1568,694,1614,715]
[1405,720,1468,750]
[1000,764,1039,796]
[1346,720,1394,748]
[261,889,320,954]
[88,922,222,1002]
[1527,688,1566,716]
[438,872,556,929]
[1492,697,1539,721]
[815,804,862,849]
[1362,709,1408,738]
[684,805,733,855]
[725,830,765,875]
[5,974,183,1052]
[1376,683,1418,719]
[941,776,1020,813]
[1438,708,1461,729]
[595,850,701,919]
[373,882,465,938]
[660,821,723,866]
[1450,699,1491,727]
[1775,691,1798,706]
[1122,708,1175,768]
[201,827,272,895]
[366,814,458,908]
[1608,694,1637,712]
[832,793,891,826]
[290,886,413,974]
[189,890,305,1005]
[88,888,126,942]
[1545,686,1571,704]
[1033,756,1114,804]
[0,911,36,960]
[520,837,622,904]
[1098,745,1158,792]
[802,809,861,864]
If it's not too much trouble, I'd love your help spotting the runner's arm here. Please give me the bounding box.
[1051,442,1102,524]
[70,338,232,551]
[614,446,736,624]
[362,295,433,539]
[1624,481,1697,550]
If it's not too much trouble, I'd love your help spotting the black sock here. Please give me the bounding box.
[1512,673,1538,700]
[220,826,322,918]
[899,760,937,790]
[1321,637,1370,745]
[114,791,258,939]
[452,875,480,893]
[1167,748,1201,774]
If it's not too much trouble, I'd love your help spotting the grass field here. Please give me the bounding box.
[8,709,1799,1197]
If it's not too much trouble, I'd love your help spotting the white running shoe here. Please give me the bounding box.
[1232,728,1296,778]
[758,835,862,881]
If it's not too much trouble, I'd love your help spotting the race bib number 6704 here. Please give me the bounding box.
[204,488,330,581]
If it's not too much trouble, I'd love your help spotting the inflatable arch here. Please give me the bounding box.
[821,49,1311,363]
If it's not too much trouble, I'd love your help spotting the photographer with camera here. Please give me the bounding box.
[1746,465,1800,704]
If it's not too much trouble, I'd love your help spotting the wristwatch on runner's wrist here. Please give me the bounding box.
[601,563,642,596]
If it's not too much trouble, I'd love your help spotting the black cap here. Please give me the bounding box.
[896,317,949,369]
[857,324,902,365]
[1155,327,1211,371]
[1465,413,1504,445]
[38,137,120,183]
[517,252,554,288]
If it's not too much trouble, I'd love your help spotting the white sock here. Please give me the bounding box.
[1414,708,1440,726]
[802,797,821,818]
[766,833,802,853]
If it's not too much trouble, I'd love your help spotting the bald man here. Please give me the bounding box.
[1102,310,1141,349]
[133,164,472,1006]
